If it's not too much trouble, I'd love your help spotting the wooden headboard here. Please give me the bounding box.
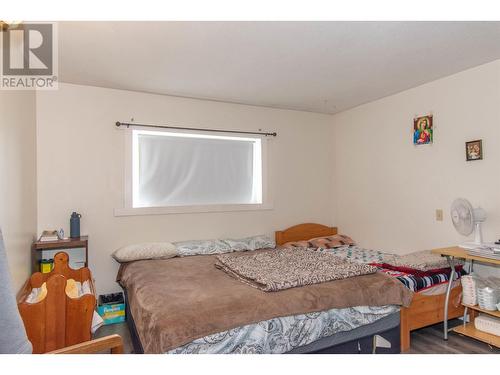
[275,223,338,245]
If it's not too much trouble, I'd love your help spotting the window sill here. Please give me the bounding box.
[114,203,273,217]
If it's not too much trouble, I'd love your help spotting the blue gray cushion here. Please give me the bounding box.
[222,235,275,252]
[174,239,232,257]
[174,235,275,257]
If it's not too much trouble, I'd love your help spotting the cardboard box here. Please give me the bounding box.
[97,303,125,325]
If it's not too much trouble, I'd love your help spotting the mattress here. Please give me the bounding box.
[418,279,461,296]
[168,305,399,354]
[288,309,400,354]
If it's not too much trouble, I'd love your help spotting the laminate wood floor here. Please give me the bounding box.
[95,319,500,354]
[408,319,499,354]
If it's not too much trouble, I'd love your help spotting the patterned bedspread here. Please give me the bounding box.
[168,304,399,354]
[319,246,464,292]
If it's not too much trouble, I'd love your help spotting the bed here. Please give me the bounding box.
[117,234,412,354]
[275,223,465,352]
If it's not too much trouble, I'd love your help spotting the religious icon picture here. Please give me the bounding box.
[413,115,433,145]
[466,140,483,161]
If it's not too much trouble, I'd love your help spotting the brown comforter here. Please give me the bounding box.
[117,249,413,353]
[215,248,377,291]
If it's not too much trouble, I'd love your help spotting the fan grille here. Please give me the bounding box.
[451,198,474,236]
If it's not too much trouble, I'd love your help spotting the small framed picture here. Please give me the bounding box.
[413,115,433,145]
[466,140,483,161]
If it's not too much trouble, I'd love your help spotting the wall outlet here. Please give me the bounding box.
[436,209,443,221]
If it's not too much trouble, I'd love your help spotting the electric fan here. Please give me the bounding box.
[451,198,487,248]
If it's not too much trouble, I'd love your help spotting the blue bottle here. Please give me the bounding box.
[70,212,82,238]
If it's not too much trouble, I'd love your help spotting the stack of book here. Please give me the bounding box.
[38,230,60,242]
[466,244,500,260]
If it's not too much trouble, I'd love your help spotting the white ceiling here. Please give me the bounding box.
[59,21,500,114]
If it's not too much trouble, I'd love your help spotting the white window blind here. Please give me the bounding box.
[132,129,263,208]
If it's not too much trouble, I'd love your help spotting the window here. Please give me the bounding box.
[116,128,270,215]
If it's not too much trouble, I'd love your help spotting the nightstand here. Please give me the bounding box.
[31,236,89,273]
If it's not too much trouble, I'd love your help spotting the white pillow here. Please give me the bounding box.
[112,242,177,263]
[390,250,458,271]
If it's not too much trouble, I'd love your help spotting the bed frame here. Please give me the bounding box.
[275,223,465,352]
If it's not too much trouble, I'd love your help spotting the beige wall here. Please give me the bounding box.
[332,60,500,275]
[36,83,335,294]
[0,91,37,292]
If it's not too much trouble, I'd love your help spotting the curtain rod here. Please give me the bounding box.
[115,121,277,137]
